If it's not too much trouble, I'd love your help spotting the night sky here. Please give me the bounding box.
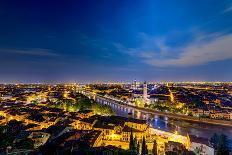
[0,0,232,83]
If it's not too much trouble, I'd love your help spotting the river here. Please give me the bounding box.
[103,100,232,149]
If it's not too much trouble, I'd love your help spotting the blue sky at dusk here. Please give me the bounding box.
[0,0,232,83]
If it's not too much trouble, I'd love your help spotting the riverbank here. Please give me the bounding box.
[96,95,232,127]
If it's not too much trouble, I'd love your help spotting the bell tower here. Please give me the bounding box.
[143,81,147,101]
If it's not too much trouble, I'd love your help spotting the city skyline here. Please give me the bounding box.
[0,0,232,83]
[1,1,232,154]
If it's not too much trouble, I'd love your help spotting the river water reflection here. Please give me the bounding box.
[109,103,232,148]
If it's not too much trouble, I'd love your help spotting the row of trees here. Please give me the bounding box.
[129,128,157,155]
[54,94,115,116]
[146,100,187,114]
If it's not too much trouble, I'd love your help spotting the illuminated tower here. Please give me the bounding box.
[133,79,137,90]
[143,81,147,101]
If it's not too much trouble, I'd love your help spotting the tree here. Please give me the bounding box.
[129,128,134,151]
[145,145,148,155]
[152,140,158,155]
[129,128,136,153]
[210,133,219,149]
[217,134,229,155]
[210,133,229,155]
[14,138,34,149]
[166,151,178,155]
[137,141,140,154]
[0,126,6,134]
[133,136,138,154]
[141,137,148,155]
[180,148,195,155]
[0,132,14,148]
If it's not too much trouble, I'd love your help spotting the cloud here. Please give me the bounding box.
[223,6,232,13]
[145,33,232,67]
[115,32,232,67]
[139,52,156,59]
[0,48,59,57]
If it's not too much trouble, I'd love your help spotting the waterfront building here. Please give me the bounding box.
[75,115,189,153]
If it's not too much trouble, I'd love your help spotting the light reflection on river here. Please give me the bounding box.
[108,102,232,149]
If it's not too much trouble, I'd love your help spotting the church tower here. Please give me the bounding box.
[143,81,147,101]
